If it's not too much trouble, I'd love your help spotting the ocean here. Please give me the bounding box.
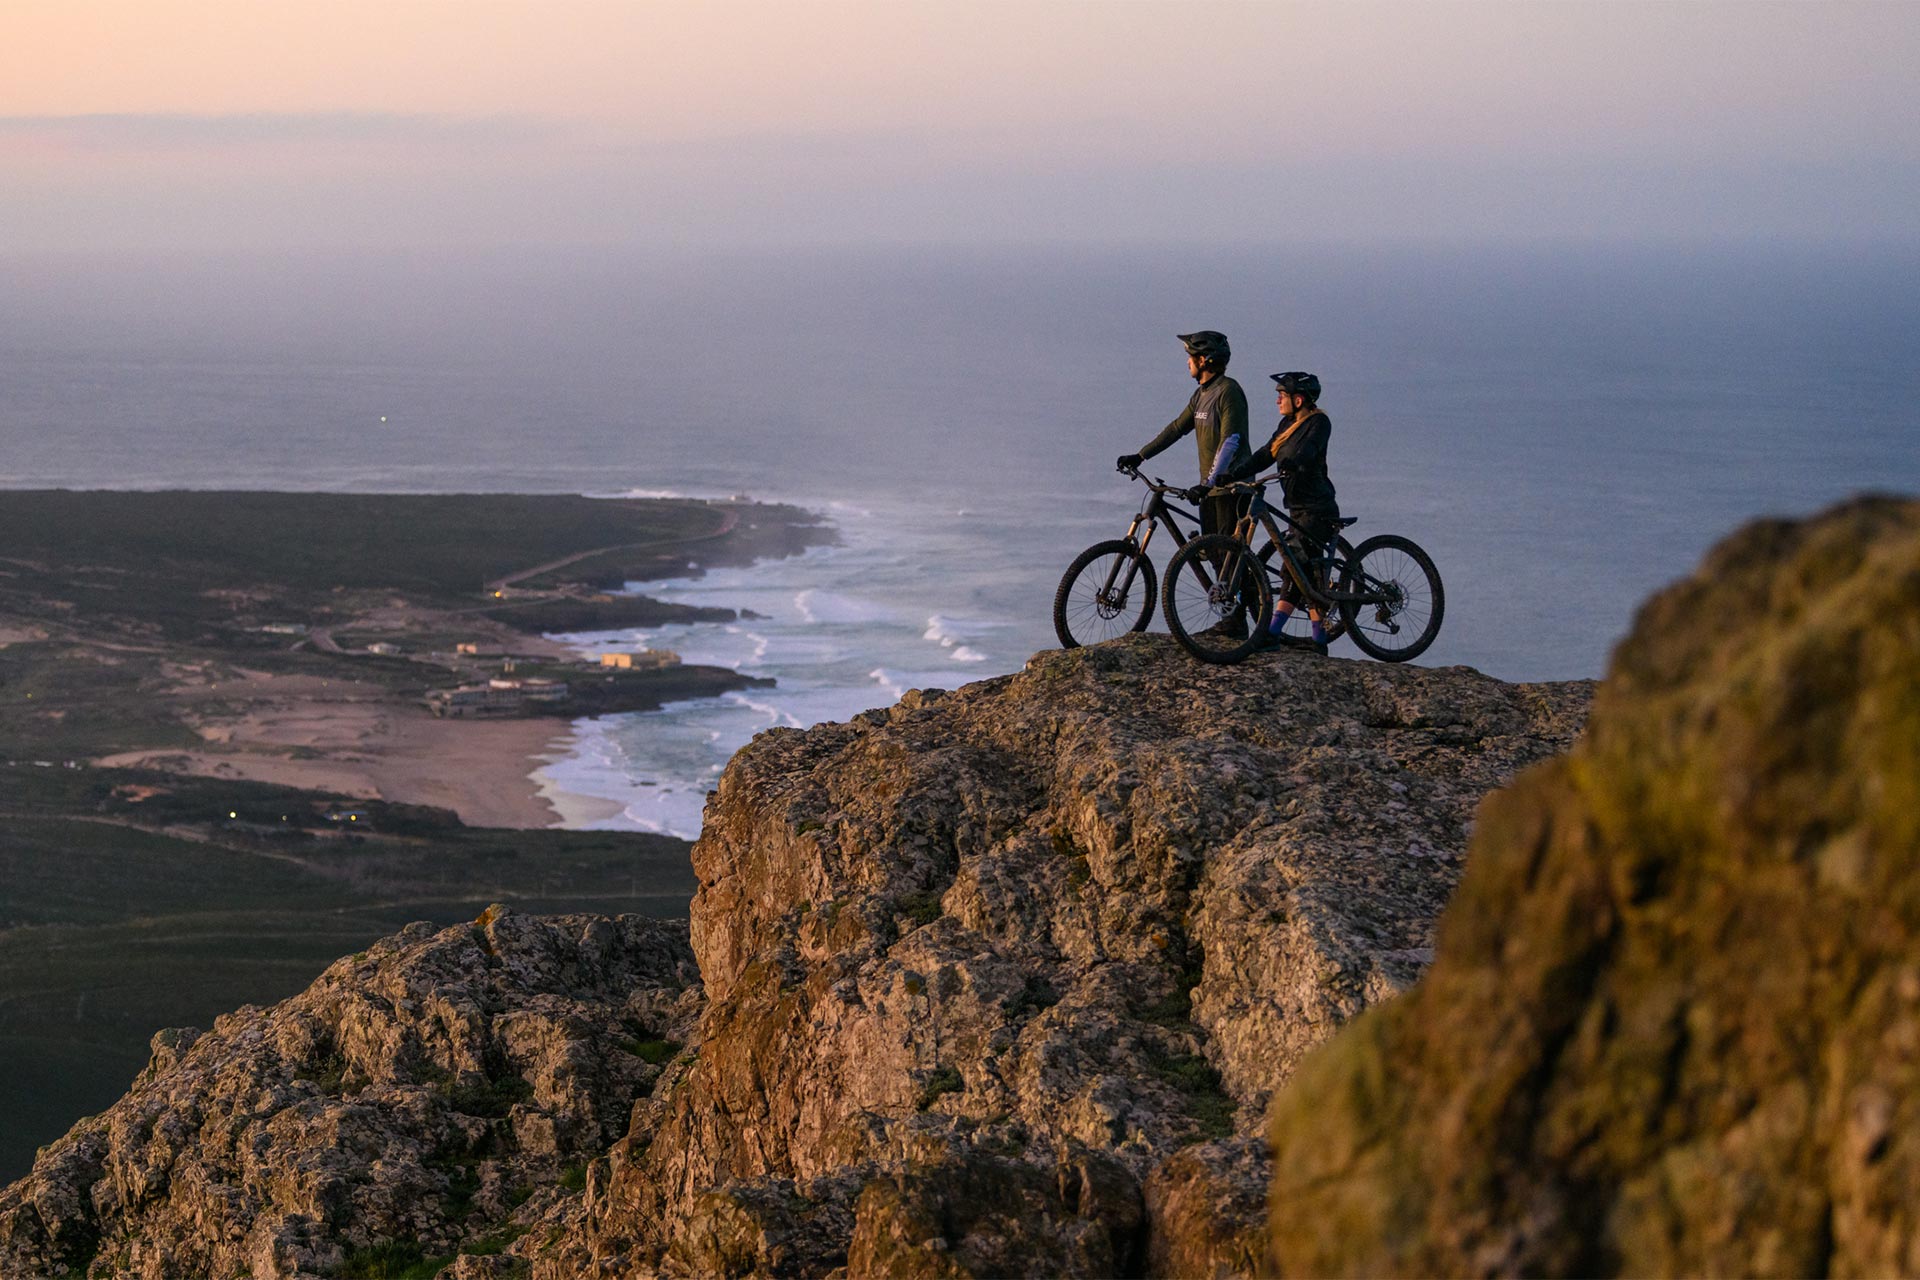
[5,241,1917,836]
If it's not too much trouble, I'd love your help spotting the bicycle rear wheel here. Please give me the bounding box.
[1053,539,1157,648]
[1163,534,1272,664]
[1259,536,1353,647]
[1339,534,1444,662]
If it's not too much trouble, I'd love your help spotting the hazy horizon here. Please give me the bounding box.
[5,1,1918,253]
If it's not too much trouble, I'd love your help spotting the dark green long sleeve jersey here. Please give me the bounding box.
[1137,375,1252,481]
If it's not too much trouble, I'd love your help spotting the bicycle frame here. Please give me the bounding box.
[1094,469,1204,604]
[1208,482,1379,614]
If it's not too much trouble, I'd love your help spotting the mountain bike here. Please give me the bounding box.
[1162,478,1444,665]
[1052,465,1199,648]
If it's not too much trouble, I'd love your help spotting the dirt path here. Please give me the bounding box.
[481,504,739,592]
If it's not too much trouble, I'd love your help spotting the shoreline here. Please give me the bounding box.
[509,514,1041,843]
[532,734,632,828]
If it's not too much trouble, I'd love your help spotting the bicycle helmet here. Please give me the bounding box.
[1178,331,1232,362]
[1270,371,1321,401]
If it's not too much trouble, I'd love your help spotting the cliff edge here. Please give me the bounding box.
[2,632,1589,1278]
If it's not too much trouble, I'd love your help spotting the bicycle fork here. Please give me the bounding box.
[1097,515,1154,606]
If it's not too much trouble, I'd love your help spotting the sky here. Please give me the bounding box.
[3,1,1918,251]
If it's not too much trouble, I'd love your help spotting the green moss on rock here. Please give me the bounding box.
[1267,497,1920,1277]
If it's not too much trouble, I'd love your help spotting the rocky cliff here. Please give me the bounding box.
[2,632,1589,1278]
[1265,496,1920,1276]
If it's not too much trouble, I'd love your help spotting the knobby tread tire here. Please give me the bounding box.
[1054,539,1157,649]
[1340,533,1444,662]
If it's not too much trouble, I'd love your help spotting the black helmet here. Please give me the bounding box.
[1271,371,1321,401]
[1178,331,1231,362]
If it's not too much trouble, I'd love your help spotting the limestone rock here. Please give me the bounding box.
[1266,496,1920,1276]
[4,633,1587,1278]
[551,633,1585,1277]
[0,909,698,1279]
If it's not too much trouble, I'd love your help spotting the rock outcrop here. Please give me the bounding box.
[0,911,701,1279]
[1265,496,1920,1276]
[2,633,1589,1278]
[555,635,1586,1279]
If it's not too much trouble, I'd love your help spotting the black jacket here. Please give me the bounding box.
[1226,408,1338,516]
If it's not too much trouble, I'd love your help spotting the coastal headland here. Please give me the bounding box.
[0,489,832,1179]
[0,490,833,819]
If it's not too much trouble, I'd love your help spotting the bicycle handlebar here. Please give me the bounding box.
[1117,462,1280,502]
[1118,463,1187,494]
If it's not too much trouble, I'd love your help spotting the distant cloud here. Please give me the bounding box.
[0,112,555,151]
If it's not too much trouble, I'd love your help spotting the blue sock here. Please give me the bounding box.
[1310,617,1327,644]
[1270,606,1294,634]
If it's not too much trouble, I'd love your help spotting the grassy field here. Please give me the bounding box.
[0,490,828,641]
[0,641,207,760]
[1,490,719,597]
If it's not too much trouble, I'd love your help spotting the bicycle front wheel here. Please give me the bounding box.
[1053,539,1157,648]
[1339,534,1444,662]
[1163,534,1272,665]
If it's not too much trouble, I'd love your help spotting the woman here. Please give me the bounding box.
[1222,370,1341,654]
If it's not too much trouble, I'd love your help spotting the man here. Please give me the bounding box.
[1117,331,1254,633]
[1219,371,1341,654]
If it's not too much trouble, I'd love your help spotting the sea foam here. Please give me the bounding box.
[537,501,1041,839]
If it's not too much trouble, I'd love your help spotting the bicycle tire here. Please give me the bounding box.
[1258,535,1354,647]
[1339,534,1444,663]
[1053,539,1157,649]
[1163,534,1273,665]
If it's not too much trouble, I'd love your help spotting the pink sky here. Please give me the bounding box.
[4,1,1917,250]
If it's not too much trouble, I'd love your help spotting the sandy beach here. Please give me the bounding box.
[95,668,582,829]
